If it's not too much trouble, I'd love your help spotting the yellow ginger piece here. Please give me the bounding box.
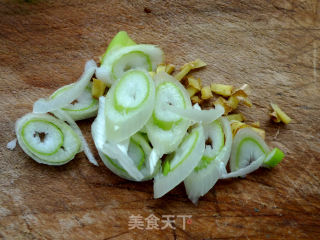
[187,76,201,90]
[174,59,207,81]
[92,78,107,99]
[270,103,292,124]
[187,86,199,97]
[201,86,213,100]
[227,113,245,122]
[231,121,265,139]
[191,96,203,104]
[156,64,166,73]
[165,64,175,74]
[214,97,233,115]
[210,83,233,97]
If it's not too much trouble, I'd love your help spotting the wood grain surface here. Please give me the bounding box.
[1,0,320,239]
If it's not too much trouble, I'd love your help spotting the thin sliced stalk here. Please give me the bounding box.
[146,72,192,155]
[104,69,155,143]
[33,60,96,113]
[154,124,205,198]
[53,109,98,166]
[184,117,232,204]
[96,45,164,86]
[15,113,81,165]
[167,104,224,123]
[50,83,98,121]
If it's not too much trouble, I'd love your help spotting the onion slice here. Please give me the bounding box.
[96,45,164,86]
[50,83,98,121]
[104,69,155,143]
[154,124,205,198]
[167,104,224,123]
[15,113,81,165]
[184,117,232,204]
[229,128,269,172]
[220,155,265,179]
[33,60,96,114]
[53,109,98,166]
[146,72,192,155]
[92,97,160,181]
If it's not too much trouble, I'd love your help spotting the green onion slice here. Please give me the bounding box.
[15,113,81,165]
[101,31,136,64]
[153,124,205,198]
[184,117,232,204]
[96,45,164,86]
[33,60,96,113]
[146,72,192,155]
[104,69,155,143]
[50,83,98,121]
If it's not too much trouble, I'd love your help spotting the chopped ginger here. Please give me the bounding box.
[187,76,201,90]
[227,95,239,110]
[210,83,233,97]
[187,86,199,97]
[156,64,166,73]
[165,64,175,74]
[227,113,245,122]
[174,59,207,81]
[201,86,213,100]
[250,121,260,128]
[231,121,265,139]
[92,78,107,99]
[214,97,233,115]
[270,103,292,124]
[191,95,202,104]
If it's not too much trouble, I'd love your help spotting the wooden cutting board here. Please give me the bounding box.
[1,0,320,239]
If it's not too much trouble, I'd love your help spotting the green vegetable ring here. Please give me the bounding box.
[16,113,81,165]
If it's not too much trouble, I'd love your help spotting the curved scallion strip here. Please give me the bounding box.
[221,130,284,179]
[15,113,81,165]
[50,83,98,121]
[92,97,160,181]
[154,124,205,198]
[184,117,232,204]
[33,60,96,114]
[146,72,191,155]
[96,45,164,86]
[53,109,98,166]
[262,147,284,168]
[104,69,155,143]
[101,31,136,65]
[167,104,225,123]
[230,128,270,172]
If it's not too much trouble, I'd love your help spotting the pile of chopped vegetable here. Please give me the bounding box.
[10,31,291,204]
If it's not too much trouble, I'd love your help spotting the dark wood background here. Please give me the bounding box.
[1,0,320,239]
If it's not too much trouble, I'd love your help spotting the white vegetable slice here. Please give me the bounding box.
[7,138,17,150]
[167,104,225,123]
[15,113,81,165]
[229,128,270,172]
[146,72,191,155]
[33,60,96,114]
[104,69,155,143]
[53,109,98,166]
[92,97,160,181]
[100,31,136,64]
[184,117,232,204]
[221,147,285,179]
[50,83,98,121]
[220,155,265,179]
[154,124,205,198]
[96,44,164,86]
